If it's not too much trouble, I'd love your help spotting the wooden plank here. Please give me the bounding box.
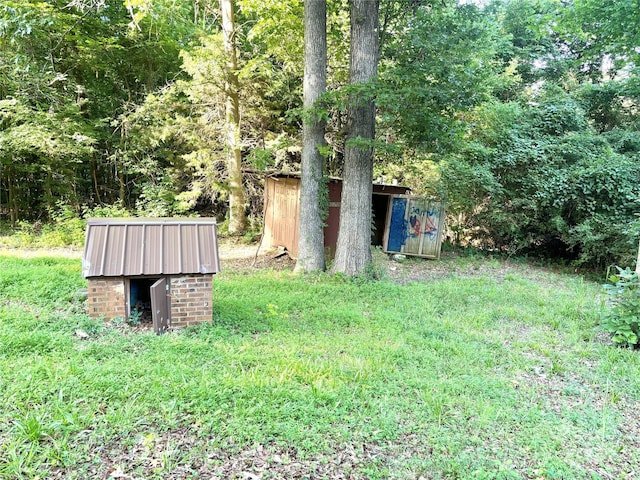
[404,198,425,254]
[420,201,441,257]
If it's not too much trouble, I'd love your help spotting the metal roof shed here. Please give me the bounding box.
[83,218,220,333]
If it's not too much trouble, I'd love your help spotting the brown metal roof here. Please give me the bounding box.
[82,218,221,278]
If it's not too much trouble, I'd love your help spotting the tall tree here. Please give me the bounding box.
[0,0,200,221]
[220,0,245,234]
[331,0,379,275]
[556,0,640,68]
[295,0,327,273]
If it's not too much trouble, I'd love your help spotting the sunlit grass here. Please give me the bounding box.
[1,253,639,478]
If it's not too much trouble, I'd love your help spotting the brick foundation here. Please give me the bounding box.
[87,274,213,328]
[170,275,213,327]
[87,278,126,320]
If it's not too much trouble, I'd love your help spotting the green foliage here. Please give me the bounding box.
[492,0,573,91]
[0,201,133,248]
[553,0,640,70]
[113,10,306,220]
[82,201,130,219]
[0,0,200,222]
[127,306,143,327]
[39,206,86,247]
[0,97,96,221]
[439,86,640,269]
[378,3,499,152]
[0,211,85,249]
[577,83,627,132]
[598,267,640,348]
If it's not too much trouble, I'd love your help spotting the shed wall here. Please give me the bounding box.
[170,275,213,327]
[263,176,410,258]
[263,177,301,257]
[87,274,213,327]
[88,278,126,320]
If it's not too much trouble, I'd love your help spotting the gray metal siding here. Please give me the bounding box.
[197,224,218,273]
[83,218,220,278]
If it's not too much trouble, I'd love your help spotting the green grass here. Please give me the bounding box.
[1,253,639,479]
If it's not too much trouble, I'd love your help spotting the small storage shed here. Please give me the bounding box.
[82,218,220,333]
[263,173,443,258]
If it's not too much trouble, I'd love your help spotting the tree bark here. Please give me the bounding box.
[331,0,379,276]
[295,0,327,273]
[7,166,17,226]
[220,0,246,235]
[91,158,102,204]
[118,160,126,204]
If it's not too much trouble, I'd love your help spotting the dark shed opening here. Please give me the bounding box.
[128,277,161,323]
[371,193,390,247]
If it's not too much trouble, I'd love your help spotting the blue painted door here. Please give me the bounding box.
[387,197,408,252]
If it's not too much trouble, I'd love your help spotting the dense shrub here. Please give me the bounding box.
[439,87,640,269]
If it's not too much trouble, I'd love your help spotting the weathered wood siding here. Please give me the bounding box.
[384,196,445,259]
[263,177,301,258]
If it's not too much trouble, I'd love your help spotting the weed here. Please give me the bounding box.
[597,266,640,347]
[127,306,143,326]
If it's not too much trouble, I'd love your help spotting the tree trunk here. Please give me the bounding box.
[331,0,379,276]
[118,160,126,204]
[45,169,54,212]
[7,166,17,226]
[220,0,246,235]
[91,158,102,204]
[295,0,327,273]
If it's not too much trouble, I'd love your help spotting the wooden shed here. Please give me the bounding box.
[262,174,444,259]
[82,218,220,333]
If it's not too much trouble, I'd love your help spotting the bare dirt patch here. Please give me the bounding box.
[218,237,296,272]
[218,239,589,288]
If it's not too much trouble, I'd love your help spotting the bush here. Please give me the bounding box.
[438,88,640,269]
[0,202,132,249]
[598,267,640,348]
[82,201,130,219]
[40,205,87,246]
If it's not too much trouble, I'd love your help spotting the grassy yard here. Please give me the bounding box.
[1,250,639,479]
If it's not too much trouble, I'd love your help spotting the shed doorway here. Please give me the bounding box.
[128,277,170,333]
[371,193,392,247]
